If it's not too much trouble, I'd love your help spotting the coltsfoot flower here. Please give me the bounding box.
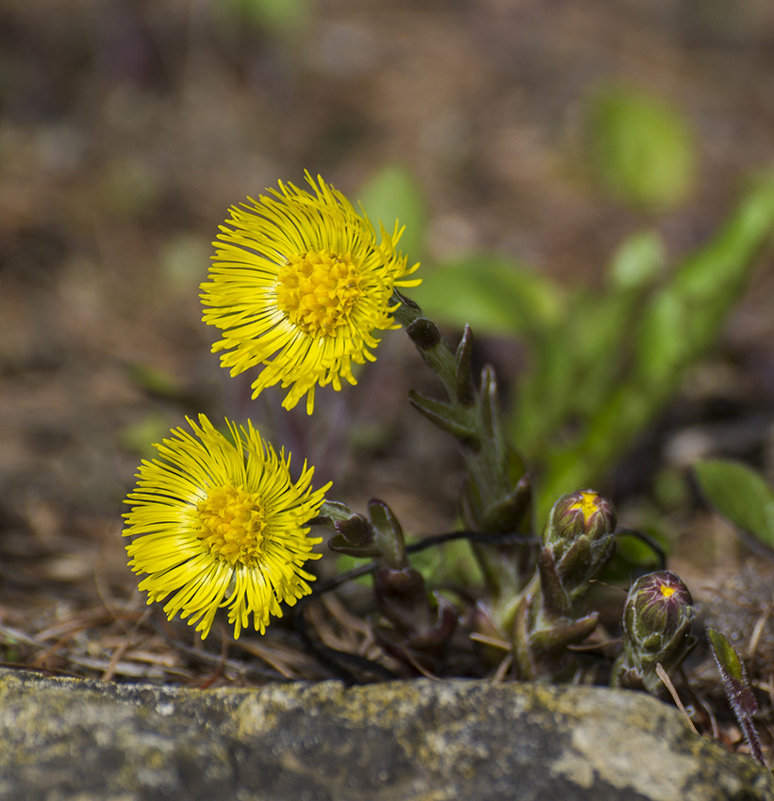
[201,173,421,414]
[122,414,330,639]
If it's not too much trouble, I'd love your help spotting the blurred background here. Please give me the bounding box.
[1,0,773,680]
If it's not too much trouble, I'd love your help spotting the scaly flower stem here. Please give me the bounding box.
[393,294,460,400]
[394,291,529,602]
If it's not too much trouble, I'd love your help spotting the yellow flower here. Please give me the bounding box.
[122,414,330,639]
[201,173,421,414]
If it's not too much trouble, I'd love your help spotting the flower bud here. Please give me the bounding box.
[328,513,380,558]
[542,490,616,602]
[624,570,693,648]
[327,499,407,568]
[544,490,616,553]
[374,567,458,669]
[614,570,695,694]
[367,499,407,569]
[405,317,442,351]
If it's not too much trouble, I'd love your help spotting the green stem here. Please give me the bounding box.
[394,290,527,602]
[394,292,460,400]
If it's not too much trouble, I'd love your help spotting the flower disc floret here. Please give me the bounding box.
[275,249,363,337]
[196,485,267,566]
[200,173,421,414]
[122,414,330,639]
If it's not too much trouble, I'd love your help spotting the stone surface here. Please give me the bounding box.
[0,668,770,801]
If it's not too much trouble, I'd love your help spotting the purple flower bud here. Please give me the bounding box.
[624,570,693,648]
[614,570,696,694]
[542,490,616,601]
[544,490,617,555]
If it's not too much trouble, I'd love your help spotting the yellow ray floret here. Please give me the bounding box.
[122,414,330,639]
[201,172,421,414]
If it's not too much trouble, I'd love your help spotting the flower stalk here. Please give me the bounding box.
[316,497,457,670]
[394,291,531,607]
[394,285,624,679]
[505,490,616,680]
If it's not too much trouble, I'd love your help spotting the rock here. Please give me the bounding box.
[0,668,770,801]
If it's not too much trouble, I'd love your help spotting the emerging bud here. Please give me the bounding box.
[328,513,380,558]
[367,499,408,569]
[625,570,693,647]
[544,490,616,555]
[405,317,442,351]
[374,567,458,669]
[542,490,616,604]
[327,499,407,569]
[614,570,696,694]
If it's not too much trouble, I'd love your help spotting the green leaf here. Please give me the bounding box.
[635,175,774,386]
[608,230,665,290]
[125,363,182,399]
[707,627,765,765]
[160,234,211,292]
[531,176,774,518]
[226,0,311,33]
[409,391,477,445]
[693,459,774,546]
[585,85,697,211]
[707,628,746,683]
[504,236,660,463]
[411,254,561,336]
[118,413,178,458]
[407,538,484,588]
[357,165,427,259]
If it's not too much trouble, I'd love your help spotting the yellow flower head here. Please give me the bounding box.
[201,173,421,414]
[122,414,330,639]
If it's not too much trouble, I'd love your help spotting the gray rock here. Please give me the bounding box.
[0,668,770,801]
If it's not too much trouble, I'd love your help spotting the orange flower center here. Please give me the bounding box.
[275,250,363,336]
[197,485,266,565]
